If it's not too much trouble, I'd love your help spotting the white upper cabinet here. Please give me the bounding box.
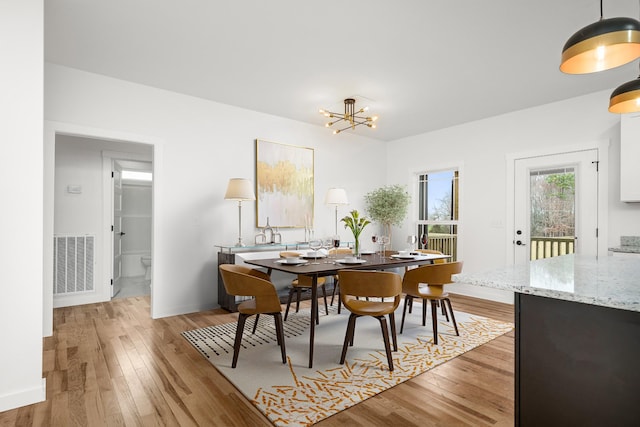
[620,115,640,202]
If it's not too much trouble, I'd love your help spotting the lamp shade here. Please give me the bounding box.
[224,178,255,201]
[609,76,640,113]
[560,17,640,74]
[324,188,349,205]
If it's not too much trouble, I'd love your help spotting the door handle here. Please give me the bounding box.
[120,232,126,236]
[515,240,526,246]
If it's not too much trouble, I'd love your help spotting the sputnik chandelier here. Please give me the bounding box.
[319,98,378,134]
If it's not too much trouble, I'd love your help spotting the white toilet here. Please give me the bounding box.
[141,255,152,280]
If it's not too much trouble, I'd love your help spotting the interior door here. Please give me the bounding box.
[112,161,123,297]
[514,149,598,265]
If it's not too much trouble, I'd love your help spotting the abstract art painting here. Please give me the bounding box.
[255,139,314,228]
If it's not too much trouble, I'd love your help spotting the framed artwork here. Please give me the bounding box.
[255,139,314,228]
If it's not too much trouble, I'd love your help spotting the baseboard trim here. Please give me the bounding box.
[0,378,46,412]
[447,283,514,304]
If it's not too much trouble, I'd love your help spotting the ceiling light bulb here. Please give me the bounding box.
[371,124,377,129]
[363,106,369,112]
[333,129,340,134]
[596,45,606,60]
[319,109,325,114]
[371,116,379,121]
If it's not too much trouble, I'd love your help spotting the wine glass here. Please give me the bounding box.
[421,233,428,249]
[308,239,322,264]
[371,234,378,256]
[407,235,418,251]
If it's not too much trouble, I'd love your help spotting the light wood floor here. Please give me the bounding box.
[0,294,514,426]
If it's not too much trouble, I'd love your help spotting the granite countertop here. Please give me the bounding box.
[453,254,640,312]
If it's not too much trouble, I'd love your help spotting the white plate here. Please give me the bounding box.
[336,258,368,265]
[391,254,417,260]
[359,250,375,255]
[275,259,308,265]
[302,254,326,259]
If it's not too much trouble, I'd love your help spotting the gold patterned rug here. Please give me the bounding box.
[182,302,513,427]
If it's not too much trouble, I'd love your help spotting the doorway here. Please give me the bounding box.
[513,149,599,265]
[51,134,153,307]
[111,159,153,299]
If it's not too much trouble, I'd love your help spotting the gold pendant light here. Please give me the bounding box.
[560,1,640,74]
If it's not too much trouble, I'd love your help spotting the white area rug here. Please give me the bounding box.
[182,302,513,427]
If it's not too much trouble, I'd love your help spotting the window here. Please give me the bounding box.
[417,169,459,260]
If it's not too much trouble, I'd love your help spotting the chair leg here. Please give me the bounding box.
[284,288,294,321]
[377,315,394,371]
[441,300,449,321]
[274,313,287,364]
[408,297,413,313]
[400,295,412,334]
[340,313,358,364]
[252,314,260,334]
[422,297,427,326]
[431,299,439,345]
[445,298,459,336]
[295,288,302,313]
[232,313,249,368]
[389,312,398,351]
[330,278,339,305]
[321,284,329,315]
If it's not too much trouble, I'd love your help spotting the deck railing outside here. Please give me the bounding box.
[530,236,575,260]
[424,234,457,261]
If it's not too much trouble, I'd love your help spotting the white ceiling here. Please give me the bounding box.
[44,0,640,141]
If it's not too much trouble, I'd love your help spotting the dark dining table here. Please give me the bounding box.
[244,252,450,368]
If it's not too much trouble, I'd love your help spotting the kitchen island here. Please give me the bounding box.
[454,255,640,427]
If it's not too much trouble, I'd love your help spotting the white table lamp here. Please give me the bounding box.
[324,188,349,234]
[225,178,256,246]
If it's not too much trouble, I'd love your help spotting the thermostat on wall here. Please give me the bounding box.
[66,185,82,194]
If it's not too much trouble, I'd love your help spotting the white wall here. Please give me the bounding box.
[387,89,640,300]
[45,63,387,319]
[0,0,46,412]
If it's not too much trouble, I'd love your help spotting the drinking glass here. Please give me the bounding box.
[379,235,389,259]
[309,239,322,264]
[332,235,341,260]
[322,237,333,263]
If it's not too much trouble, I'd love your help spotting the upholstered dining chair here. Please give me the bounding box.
[328,247,354,313]
[400,261,463,345]
[280,251,329,322]
[218,264,286,368]
[405,249,448,315]
[338,269,402,371]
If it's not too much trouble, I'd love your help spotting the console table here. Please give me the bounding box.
[216,242,310,311]
[454,255,640,427]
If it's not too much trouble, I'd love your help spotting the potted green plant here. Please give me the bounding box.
[340,209,371,257]
[364,184,411,246]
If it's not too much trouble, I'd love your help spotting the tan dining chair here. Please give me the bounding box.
[280,251,329,322]
[400,261,463,345]
[328,247,354,313]
[218,264,286,368]
[338,269,402,371]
